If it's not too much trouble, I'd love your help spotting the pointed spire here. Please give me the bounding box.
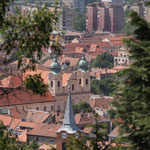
[57,80,79,134]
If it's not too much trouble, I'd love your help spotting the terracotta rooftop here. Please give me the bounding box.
[26,109,51,123]
[108,126,120,138]
[0,114,12,126]
[62,73,72,86]
[75,113,94,125]
[27,123,61,137]
[83,126,93,134]
[0,88,54,107]
[10,107,27,119]
[90,97,113,110]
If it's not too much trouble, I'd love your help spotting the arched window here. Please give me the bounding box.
[72,84,74,91]
[58,81,60,87]
[79,79,81,84]
[51,81,53,87]
[86,79,88,85]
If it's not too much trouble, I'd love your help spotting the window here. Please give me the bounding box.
[44,106,46,111]
[86,79,88,85]
[51,106,54,111]
[51,81,53,87]
[58,105,60,110]
[79,79,81,84]
[58,81,60,87]
[36,107,39,110]
[72,84,74,91]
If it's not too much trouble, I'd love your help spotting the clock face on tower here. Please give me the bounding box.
[61,132,67,139]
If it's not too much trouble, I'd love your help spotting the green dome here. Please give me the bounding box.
[50,55,61,74]
[78,53,88,72]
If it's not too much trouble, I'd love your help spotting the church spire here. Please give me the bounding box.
[57,80,79,134]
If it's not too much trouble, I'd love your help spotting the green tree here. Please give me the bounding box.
[90,52,114,69]
[73,102,93,114]
[91,79,118,96]
[0,122,38,150]
[67,113,109,150]
[73,10,86,31]
[0,1,61,95]
[111,11,150,149]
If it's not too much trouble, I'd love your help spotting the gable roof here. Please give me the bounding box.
[27,123,61,137]
[0,89,55,107]
[75,114,94,125]
[26,109,51,123]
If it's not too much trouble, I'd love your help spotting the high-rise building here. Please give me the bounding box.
[86,3,124,33]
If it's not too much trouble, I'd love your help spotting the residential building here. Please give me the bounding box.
[131,3,144,18]
[86,3,124,33]
[144,5,150,22]
[114,47,130,66]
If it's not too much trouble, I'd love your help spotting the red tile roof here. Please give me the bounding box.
[27,123,61,137]
[90,97,113,110]
[62,73,72,86]
[75,113,94,125]
[0,89,55,107]
[0,114,12,126]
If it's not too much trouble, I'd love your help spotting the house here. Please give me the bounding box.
[27,123,61,145]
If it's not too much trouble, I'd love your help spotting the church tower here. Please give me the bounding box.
[56,83,81,150]
[49,55,62,96]
[77,53,90,93]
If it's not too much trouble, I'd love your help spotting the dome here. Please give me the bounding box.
[78,53,88,72]
[50,55,61,74]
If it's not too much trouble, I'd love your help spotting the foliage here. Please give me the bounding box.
[90,52,114,69]
[23,74,48,96]
[73,10,86,31]
[67,113,109,150]
[67,136,89,150]
[0,122,38,150]
[111,11,150,149]
[91,78,118,96]
[0,1,61,95]
[73,102,93,114]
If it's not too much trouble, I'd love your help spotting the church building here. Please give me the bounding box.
[49,53,91,112]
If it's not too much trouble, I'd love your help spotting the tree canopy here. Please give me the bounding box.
[90,52,114,69]
[111,11,150,149]
[91,78,118,96]
[73,102,93,114]
[73,10,86,32]
[0,1,61,95]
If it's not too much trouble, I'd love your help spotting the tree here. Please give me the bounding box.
[73,10,86,31]
[0,122,38,150]
[91,79,118,96]
[0,1,61,95]
[90,52,114,69]
[111,11,150,149]
[73,102,93,114]
[67,113,109,150]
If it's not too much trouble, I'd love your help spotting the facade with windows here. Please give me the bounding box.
[49,54,91,112]
[114,47,130,66]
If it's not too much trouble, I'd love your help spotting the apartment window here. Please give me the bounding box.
[51,81,53,87]
[79,79,81,84]
[86,79,88,85]
[44,106,46,111]
[36,107,39,110]
[58,105,60,110]
[72,84,74,91]
[58,81,60,87]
